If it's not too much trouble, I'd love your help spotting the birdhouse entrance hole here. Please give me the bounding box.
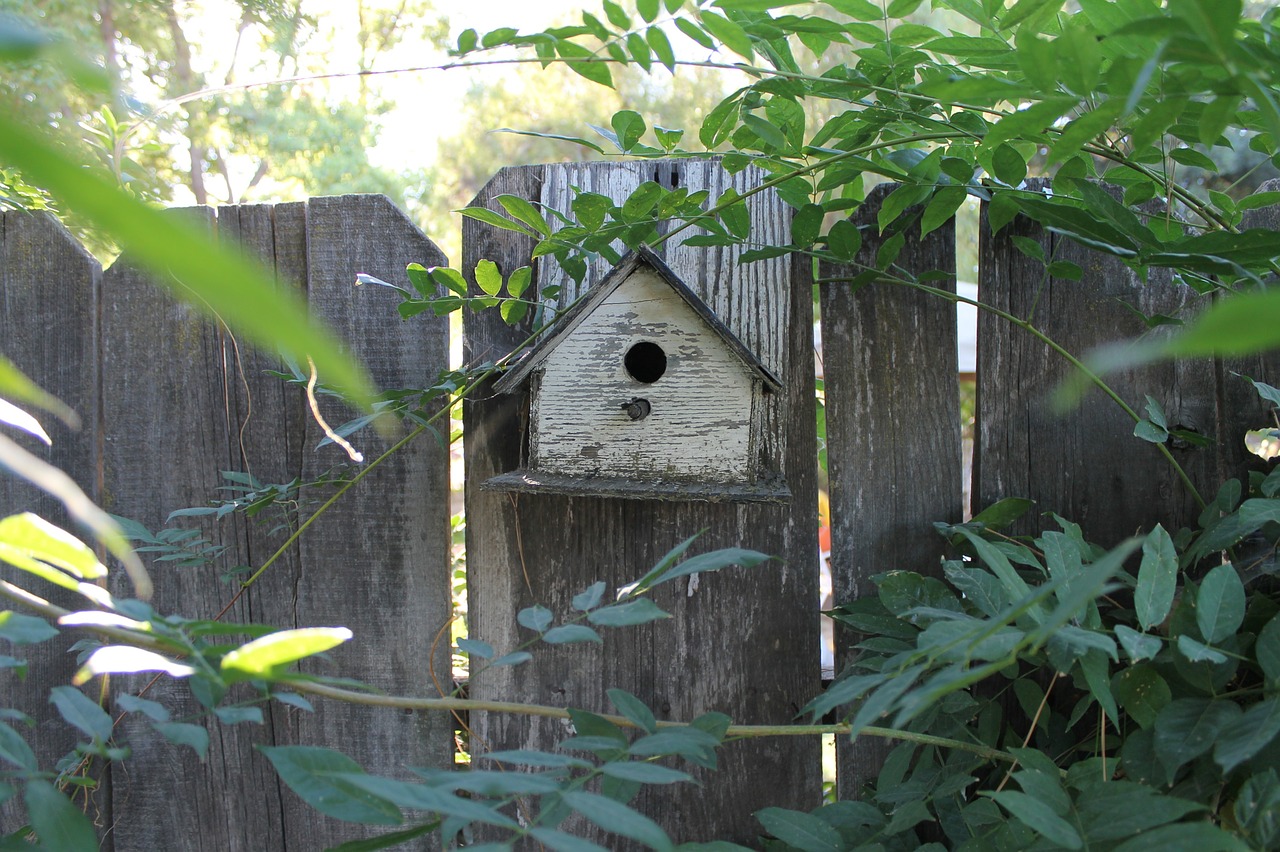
[625,341,667,383]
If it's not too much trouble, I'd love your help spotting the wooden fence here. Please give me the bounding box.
[1,167,1278,848]
[0,196,453,849]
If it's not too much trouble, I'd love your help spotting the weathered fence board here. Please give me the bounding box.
[0,212,104,830]
[973,181,1216,542]
[463,161,821,845]
[818,182,963,797]
[1,197,452,849]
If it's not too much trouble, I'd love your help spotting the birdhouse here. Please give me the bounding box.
[484,246,789,502]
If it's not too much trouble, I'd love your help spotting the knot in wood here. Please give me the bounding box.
[621,397,651,421]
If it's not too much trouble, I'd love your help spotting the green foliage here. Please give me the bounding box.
[809,476,1280,847]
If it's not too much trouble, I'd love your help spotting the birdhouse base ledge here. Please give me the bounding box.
[481,470,791,503]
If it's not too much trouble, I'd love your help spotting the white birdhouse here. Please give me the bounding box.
[484,246,788,502]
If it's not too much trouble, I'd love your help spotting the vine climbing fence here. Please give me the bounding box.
[1,163,1277,848]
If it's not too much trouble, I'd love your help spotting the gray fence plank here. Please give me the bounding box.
[95,197,451,850]
[818,183,963,797]
[463,162,821,846]
[0,211,104,832]
[974,181,1215,544]
[283,194,452,850]
[99,207,274,850]
[1226,179,1280,490]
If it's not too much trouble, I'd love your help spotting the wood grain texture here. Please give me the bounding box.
[532,267,761,482]
[0,211,105,832]
[974,181,1215,544]
[92,197,451,851]
[818,183,963,797]
[281,194,452,850]
[1224,179,1280,491]
[463,162,820,845]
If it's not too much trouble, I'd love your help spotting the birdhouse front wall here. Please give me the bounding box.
[530,267,761,484]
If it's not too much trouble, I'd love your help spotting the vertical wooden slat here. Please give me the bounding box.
[1223,179,1280,488]
[101,207,277,850]
[279,194,453,849]
[0,211,104,832]
[974,181,1215,544]
[96,196,452,850]
[464,162,820,845]
[818,183,963,797]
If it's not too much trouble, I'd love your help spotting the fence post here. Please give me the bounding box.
[462,161,821,844]
[817,183,964,797]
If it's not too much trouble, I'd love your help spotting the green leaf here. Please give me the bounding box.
[626,32,653,71]
[1176,634,1227,664]
[49,685,113,742]
[989,790,1082,848]
[755,807,843,852]
[116,694,169,722]
[556,40,614,87]
[327,823,439,852]
[530,827,612,852]
[612,110,648,152]
[74,646,196,684]
[741,113,788,151]
[827,218,861,260]
[648,547,773,588]
[153,721,210,760]
[1169,147,1218,171]
[603,0,631,28]
[214,706,264,725]
[497,195,554,237]
[699,11,754,59]
[0,611,58,645]
[456,206,537,236]
[1111,664,1170,729]
[479,749,593,769]
[0,721,36,770]
[475,259,503,296]
[25,781,97,852]
[1195,563,1245,644]
[221,627,352,681]
[542,625,603,644]
[258,745,402,825]
[647,27,676,72]
[1259,613,1280,682]
[791,203,824,248]
[1213,698,1280,773]
[1135,525,1177,630]
[561,790,673,850]
[1111,821,1252,852]
[0,512,106,580]
[1114,625,1162,663]
[628,727,721,765]
[0,115,372,405]
[573,581,607,611]
[456,638,494,659]
[637,0,660,22]
[480,27,518,48]
[518,605,554,633]
[600,761,693,784]
[608,688,658,734]
[675,17,715,49]
[921,186,967,237]
[1153,698,1242,778]
[991,144,1027,185]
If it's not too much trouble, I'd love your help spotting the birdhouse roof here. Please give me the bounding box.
[493,245,782,394]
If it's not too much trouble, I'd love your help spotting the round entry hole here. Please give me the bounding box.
[624,341,667,383]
